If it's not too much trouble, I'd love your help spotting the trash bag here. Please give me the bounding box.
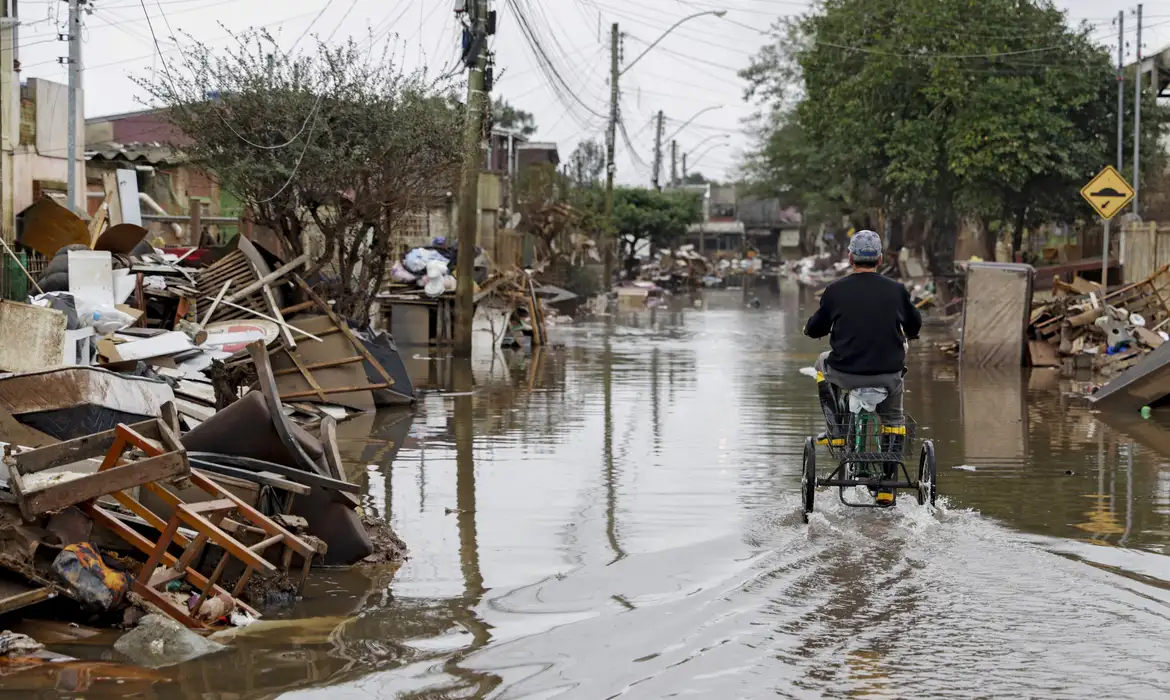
[425,259,448,279]
[391,261,417,283]
[424,276,445,297]
[404,248,448,274]
[51,542,129,612]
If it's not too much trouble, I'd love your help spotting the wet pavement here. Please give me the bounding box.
[11,283,1170,698]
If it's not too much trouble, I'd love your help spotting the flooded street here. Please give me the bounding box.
[24,284,1170,698]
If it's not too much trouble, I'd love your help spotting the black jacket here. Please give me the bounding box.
[804,272,922,375]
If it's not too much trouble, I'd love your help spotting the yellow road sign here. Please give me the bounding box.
[1080,166,1134,220]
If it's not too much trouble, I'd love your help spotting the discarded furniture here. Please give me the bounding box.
[179,343,372,565]
[354,327,416,407]
[4,418,190,521]
[1090,341,1170,411]
[959,262,1035,368]
[194,238,295,326]
[82,422,317,629]
[0,366,176,441]
[379,296,455,347]
[1029,265,1170,379]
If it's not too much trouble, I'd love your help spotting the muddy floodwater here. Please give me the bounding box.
[16,284,1170,699]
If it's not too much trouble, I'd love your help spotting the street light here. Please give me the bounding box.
[666,105,724,144]
[688,140,731,172]
[604,9,728,283]
[620,10,728,77]
[681,134,729,182]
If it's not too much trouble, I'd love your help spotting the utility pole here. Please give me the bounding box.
[1133,3,1143,217]
[651,110,664,189]
[1117,10,1125,172]
[670,140,677,187]
[66,0,84,214]
[682,152,688,182]
[454,0,490,357]
[1106,9,1124,288]
[603,22,619,286]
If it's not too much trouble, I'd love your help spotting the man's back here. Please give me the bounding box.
[804,272,922,376]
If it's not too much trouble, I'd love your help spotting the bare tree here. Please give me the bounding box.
[138,30,464,322]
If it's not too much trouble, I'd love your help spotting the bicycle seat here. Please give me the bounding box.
[847,387,888,414]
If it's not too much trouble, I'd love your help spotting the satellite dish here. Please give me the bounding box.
[508,212,522,229]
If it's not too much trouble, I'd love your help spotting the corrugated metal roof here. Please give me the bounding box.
[85,142,182,165]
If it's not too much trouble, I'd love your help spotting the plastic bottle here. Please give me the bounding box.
[1141,406,1152,420]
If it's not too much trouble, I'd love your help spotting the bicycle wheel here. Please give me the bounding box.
[917,440,937,507]
[802,437,816,522]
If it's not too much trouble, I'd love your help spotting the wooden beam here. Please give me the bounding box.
[223,254,309,306]
[292,275,394,387]
[278,382,390,401]
[271,355,364,376]
[198,279,232,328]
[20,452,188,518]
[0,587,55,616]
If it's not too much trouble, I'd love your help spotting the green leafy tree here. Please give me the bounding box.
[492,99,537,137]
[742,0,1169,272]
[579,187,701,257]
[568,139,606,187]
[681,172,714,185]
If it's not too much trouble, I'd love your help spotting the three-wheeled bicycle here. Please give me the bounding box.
[802,384,937,522]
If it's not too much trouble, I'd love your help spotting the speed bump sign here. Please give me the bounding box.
[1081,166,1135,220]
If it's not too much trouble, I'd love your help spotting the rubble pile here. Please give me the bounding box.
[638,245,711,290]
[1028,267,1170,378]
[0,201,420,653]
[388,238,488,298]
[781,254,850,289]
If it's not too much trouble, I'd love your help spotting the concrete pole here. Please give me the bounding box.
[651,110,663,189]
[670,140,677,187]
[453,0,488,357]
[603,22,618,286]
[1133,3,1142,217]
[67,0,82,214]
[1117,10,1125,173]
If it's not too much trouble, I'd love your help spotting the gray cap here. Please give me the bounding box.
[848,230,883,262]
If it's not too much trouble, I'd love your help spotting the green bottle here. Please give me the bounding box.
[1141,406,1152,420]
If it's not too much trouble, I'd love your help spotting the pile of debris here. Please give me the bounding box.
[1028,266,1170,378]
[473,268,565,350]
[636,245,711,290]
[0,203,417,643]
[388,238,488,298]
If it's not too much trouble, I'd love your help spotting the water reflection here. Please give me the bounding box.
[16,286,1170,697]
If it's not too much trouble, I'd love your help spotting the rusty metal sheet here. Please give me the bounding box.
[92,223,149,255]
[18,198,89,258]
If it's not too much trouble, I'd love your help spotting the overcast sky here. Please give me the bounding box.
[9,0,1168,186]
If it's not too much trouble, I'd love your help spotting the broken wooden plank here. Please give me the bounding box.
[1028,340,1061,368]
[223,254,309,306]
[20,452,187,518]
[292,275,395,387]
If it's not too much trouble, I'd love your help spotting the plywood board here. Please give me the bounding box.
[271,314,375,411]
[19,197,88,258]
[0,302,67,373]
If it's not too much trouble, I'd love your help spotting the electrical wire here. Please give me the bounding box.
[504,0,609,128]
